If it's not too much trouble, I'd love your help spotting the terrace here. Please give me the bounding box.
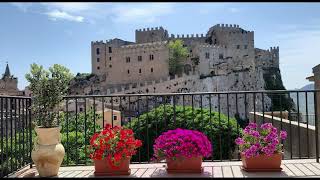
[1,90,320,178]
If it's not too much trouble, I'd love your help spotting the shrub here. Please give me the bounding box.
[125,104,240,162]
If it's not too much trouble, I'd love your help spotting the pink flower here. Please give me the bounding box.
[280,131,287,140]
[235,137,245,145]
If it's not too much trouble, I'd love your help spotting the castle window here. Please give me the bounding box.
[96,48,100,55]
[109,65,112,68]
[127,70,130,74]
[205,52,210,59]
[214,39,217,44]
[219,54,223,59]
[237,45,240,49]
[113,115,117,121]
[244,45,248,49]
[138,56,142,62]
[139,69,142,74]
[126,57,131,63]
[149,54,154,60]
[97,66,100,70]
[97,58,100,62]
[108,47,112,53]
[151,68,153,72]
[109,57,112,61]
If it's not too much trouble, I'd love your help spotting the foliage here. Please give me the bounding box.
[124,105,240,162]
[88,124,142,169]
[1,130,36,177]
[25,64,74,127]
[168,40,189,76]
[235,123,287,158]
[263,67,295,111]
[58,110,101,165]
[153,128,212,161]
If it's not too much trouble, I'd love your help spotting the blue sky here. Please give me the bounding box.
[0,2,320,90]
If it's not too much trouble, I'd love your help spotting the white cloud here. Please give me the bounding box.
[46,10,84,22]
[42,3,95,13]
[110,3,174,23]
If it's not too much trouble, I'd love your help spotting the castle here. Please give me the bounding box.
[68,24,284,119]
[0,63,22,96]
[69,23,279,96]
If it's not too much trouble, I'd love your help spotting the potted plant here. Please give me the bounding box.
[88,124,142,176]
[26,64,74,177]
[152,128,212,173]
[235,122,287,172]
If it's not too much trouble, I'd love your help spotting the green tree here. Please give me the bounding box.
[168,40,189,76]
[124,105,241,162]
[25,64,74,127]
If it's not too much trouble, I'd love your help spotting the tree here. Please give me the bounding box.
[124,105,241,162]
[25,64,74,127]
[168,40,189,76]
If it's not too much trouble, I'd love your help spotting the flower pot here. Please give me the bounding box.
[241,153,283,172]
[166,156,203,173]
[31,126,65,177]
[94,157,131,176]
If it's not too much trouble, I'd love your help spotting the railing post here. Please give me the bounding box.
[314,91,319,163]
[28,98,32,168]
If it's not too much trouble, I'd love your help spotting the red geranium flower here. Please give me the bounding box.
[88,124,143,169]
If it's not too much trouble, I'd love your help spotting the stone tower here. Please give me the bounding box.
[0,63,20,96]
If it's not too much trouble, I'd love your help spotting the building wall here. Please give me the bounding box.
[0,77,20,96]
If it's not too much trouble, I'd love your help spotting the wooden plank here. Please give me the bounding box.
[150,167,166,177]
[285,164,305,176]
[64,170,83,177]
[294,163,315,176]
[74,170,94,177]
[58,171,75,177]
[203,166,213,177]
[130,168,139,176]
[281,164,295,177]
[83,170,94,177]
[222,166,233,177]
[231,166,244,177]
[141,168,157,177]
[213,166,223,177]
[132,168,147,177]
[311,163,320,171]
[304,163,320,175]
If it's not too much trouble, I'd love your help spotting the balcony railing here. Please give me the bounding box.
[0,90,319,177]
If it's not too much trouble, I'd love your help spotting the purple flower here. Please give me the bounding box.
[235,137,245,145]
[261,123,272,130]
[247,123,257,129]
[249,130,260,138]
[280,131,287,140]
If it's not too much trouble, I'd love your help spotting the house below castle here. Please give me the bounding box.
[0,63,23,96]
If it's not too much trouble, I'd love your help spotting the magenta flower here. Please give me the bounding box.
[236,122,287,158]
[235,137,245,145]
[152,128,212,161]
[280,131,287,140]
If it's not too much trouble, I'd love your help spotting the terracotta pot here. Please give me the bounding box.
[94,157,131,176]
[241,153,283,172]
[166,156,203,173]
[31,126,65,177]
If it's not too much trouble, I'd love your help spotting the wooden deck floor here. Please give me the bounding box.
[12,159,320,178]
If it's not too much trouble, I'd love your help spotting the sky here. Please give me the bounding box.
[0,2,320,90]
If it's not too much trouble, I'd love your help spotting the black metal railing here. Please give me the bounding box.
[0,96,32,178]
[59,90,320,166]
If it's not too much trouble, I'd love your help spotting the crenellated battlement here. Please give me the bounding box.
[215,23,240,28]
[136,26,165,32]
[169,33,206,39]
[91,40,105,45]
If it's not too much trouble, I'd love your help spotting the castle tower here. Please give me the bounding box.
[3,63,11,78]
